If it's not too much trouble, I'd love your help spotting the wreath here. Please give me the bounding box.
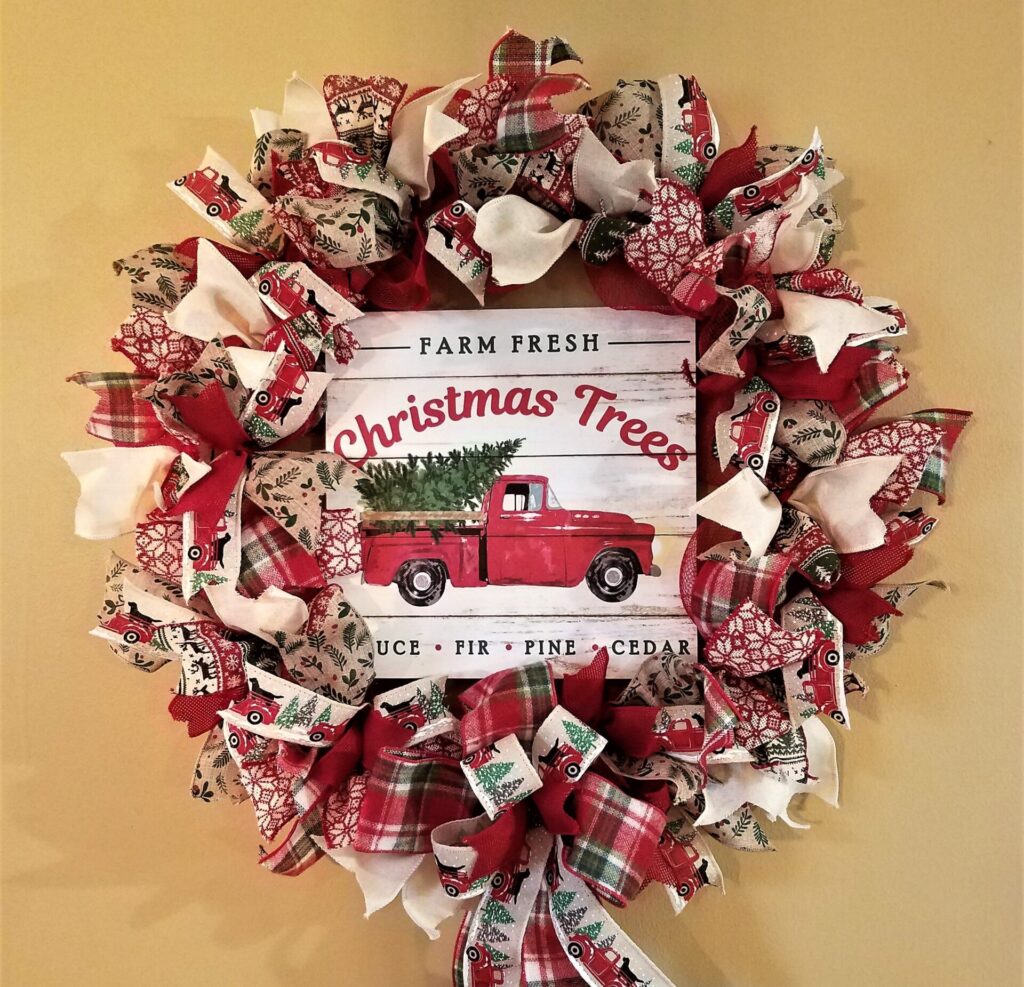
[64,29,971,986]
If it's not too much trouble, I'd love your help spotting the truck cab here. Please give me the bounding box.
[360,474,659,607]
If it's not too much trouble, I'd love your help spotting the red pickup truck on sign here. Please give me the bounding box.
[360,475,660,607]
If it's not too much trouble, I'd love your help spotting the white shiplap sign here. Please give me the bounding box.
[325,308,696,678]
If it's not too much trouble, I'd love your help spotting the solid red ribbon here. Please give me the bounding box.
[583,254,676,314]
[168,685,245,737]
[305,721,364,795]
[464,801,529,880]
[819,586,901,645]
[530,779,578,837]
[365,217,430,311]
[559,645,608,725]
[839,539,915,591]
[169,383,251,453]
[600,705,665,759]
[167,448,247,525]
[175,236,266,280]
[699,125,760,210]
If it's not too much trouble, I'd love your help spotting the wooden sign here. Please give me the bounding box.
[325,308,696,678]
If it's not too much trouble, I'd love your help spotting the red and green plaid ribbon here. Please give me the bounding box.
[906,408,973,502]
[69,372,176,447]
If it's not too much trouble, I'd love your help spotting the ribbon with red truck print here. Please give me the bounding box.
[63,26,972,987]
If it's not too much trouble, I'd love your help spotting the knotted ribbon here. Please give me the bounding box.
[336,651,735,987]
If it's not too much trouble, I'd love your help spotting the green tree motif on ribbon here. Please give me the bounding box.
[715,196,735,230]
[480,899,515,927]
[229,209,285,255]
[674,161,705,190]
[561,718,598,757]
[229,209,264,242]
[294,695,319,727]
[245,414,280,444]
[550,889,576,915]
[416,681,447,721]
[274,695,301,729]
[476,760,512,790]
[189,570,225,597]
[474,760,524,807]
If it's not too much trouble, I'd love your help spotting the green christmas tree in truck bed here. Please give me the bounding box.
[355,439,524,535]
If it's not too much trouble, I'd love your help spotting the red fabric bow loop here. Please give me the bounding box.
[464,802,530,879]
[169,382,251,452]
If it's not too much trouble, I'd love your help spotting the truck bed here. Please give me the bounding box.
[360,510,485,529]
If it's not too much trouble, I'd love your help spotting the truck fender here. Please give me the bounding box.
[385,550,450,584]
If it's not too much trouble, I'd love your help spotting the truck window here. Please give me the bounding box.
[502,483,546,512]
[546,486,561,509]
[502,483,530,511]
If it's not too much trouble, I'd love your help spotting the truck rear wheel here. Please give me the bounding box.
[396,560,446,607]
[585,550,638,603]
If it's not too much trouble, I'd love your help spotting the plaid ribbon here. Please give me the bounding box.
[832,350,909,430]
[354,748,476,854]
[237,503,326,597]
[448,655,671,908]
[259,806,325,876]
[522,885,587,987]
[690,548,792,637]
[906,409,972,503]
[69,372,173,447]
[697,668,741,769]
[495,73,589,153]
[683,509,845,641]
[563,774,665,905]
[489,30,581,88]
[459,662,557,752]
[259,727,365,875]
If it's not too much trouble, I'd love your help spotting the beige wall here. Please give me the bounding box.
[2,1,1021,984]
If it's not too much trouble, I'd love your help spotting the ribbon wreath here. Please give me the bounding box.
[62,24,974,987]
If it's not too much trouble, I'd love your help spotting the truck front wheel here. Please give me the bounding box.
[396,560,447,607]
[585,550,638,603]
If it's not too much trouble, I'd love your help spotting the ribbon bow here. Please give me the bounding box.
[340,650,733,987]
